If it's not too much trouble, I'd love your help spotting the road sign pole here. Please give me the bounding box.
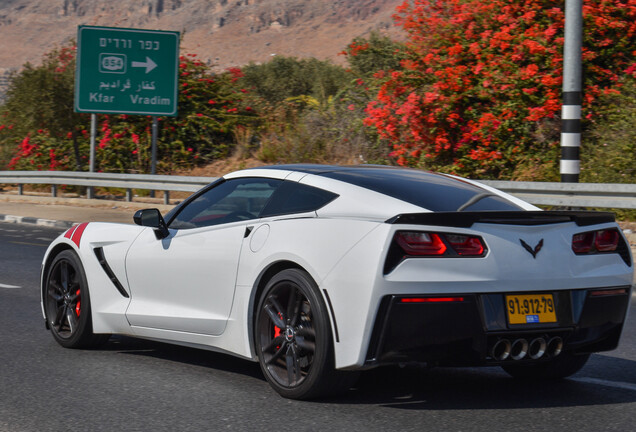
[560,0,583,183]
[75,26,179,198]
[151,116,158,175]
[88,113,97,199]
[150,116,158,198]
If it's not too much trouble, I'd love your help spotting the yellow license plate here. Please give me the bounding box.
[505,294,557,325]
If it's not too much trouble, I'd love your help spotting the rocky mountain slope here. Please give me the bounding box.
[0,0,404,72]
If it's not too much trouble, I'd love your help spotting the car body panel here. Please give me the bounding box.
[125,221,246,336]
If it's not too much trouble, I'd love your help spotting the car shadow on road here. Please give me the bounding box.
[331,355,636,409]
[102,335,265,381]
[100,336,636,408]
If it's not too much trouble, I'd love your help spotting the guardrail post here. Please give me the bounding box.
[18,184,23,195]
[164,191,170,205]
[126,189,133,202]
[51,185,57,197]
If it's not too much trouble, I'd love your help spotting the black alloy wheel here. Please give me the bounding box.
[255,269,353,399]
[44,250,108,348]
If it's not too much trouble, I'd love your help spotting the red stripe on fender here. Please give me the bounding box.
[70,222,89,248]
[64,226,77,240]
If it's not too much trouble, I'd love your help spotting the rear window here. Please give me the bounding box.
[260,181,338,217]
[321,169,521,212]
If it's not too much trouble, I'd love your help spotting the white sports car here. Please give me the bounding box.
[41,165,633,399]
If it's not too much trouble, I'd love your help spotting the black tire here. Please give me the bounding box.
[43,250,109,349]
[502,352,590,379]
[255,269,355,399]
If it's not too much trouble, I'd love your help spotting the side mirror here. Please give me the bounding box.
[133,208,170,239]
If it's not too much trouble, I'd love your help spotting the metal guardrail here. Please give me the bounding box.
[479,180,636,210]
[0,171,215,204]
[0,170,635,209]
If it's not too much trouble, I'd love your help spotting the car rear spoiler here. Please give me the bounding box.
[386,211,615,228]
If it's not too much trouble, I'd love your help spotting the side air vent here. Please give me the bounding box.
[93,247,130,298]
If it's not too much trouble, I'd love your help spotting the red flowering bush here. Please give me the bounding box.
[7,129,72,171]
[365,0,636,178]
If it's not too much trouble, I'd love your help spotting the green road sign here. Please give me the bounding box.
[75,25,179,116]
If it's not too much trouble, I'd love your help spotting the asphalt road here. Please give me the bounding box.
[1,222,636,432]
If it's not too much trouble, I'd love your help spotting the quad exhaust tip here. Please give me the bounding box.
[528,337,547,360]
[491,339,512,361]
[547,336,563,357]
[491,336,563,361]
[510,338,528,360]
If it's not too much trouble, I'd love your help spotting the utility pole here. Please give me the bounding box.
[560,0,583,183]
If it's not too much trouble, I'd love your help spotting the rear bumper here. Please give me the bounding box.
[365,286,631,367]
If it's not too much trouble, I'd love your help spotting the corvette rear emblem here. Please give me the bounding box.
[520,239,544,258]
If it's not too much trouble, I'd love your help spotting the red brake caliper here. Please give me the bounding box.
[273,312,283,349]
[75,289,81,316]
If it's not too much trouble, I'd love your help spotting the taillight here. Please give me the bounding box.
[572,228,620,254]
[395,232,447,256]
[393,231,486,258]
[384,231,488,273]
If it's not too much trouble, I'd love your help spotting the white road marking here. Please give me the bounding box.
[36,220,59,228]
[3,216,22,224]
[572,377,636,392]
[0,283,21,289]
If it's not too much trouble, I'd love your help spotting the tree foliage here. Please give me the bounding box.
[581,73,636,184]
[364,0,636,179]
[240,56,349,105]
[341,31,407,78]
